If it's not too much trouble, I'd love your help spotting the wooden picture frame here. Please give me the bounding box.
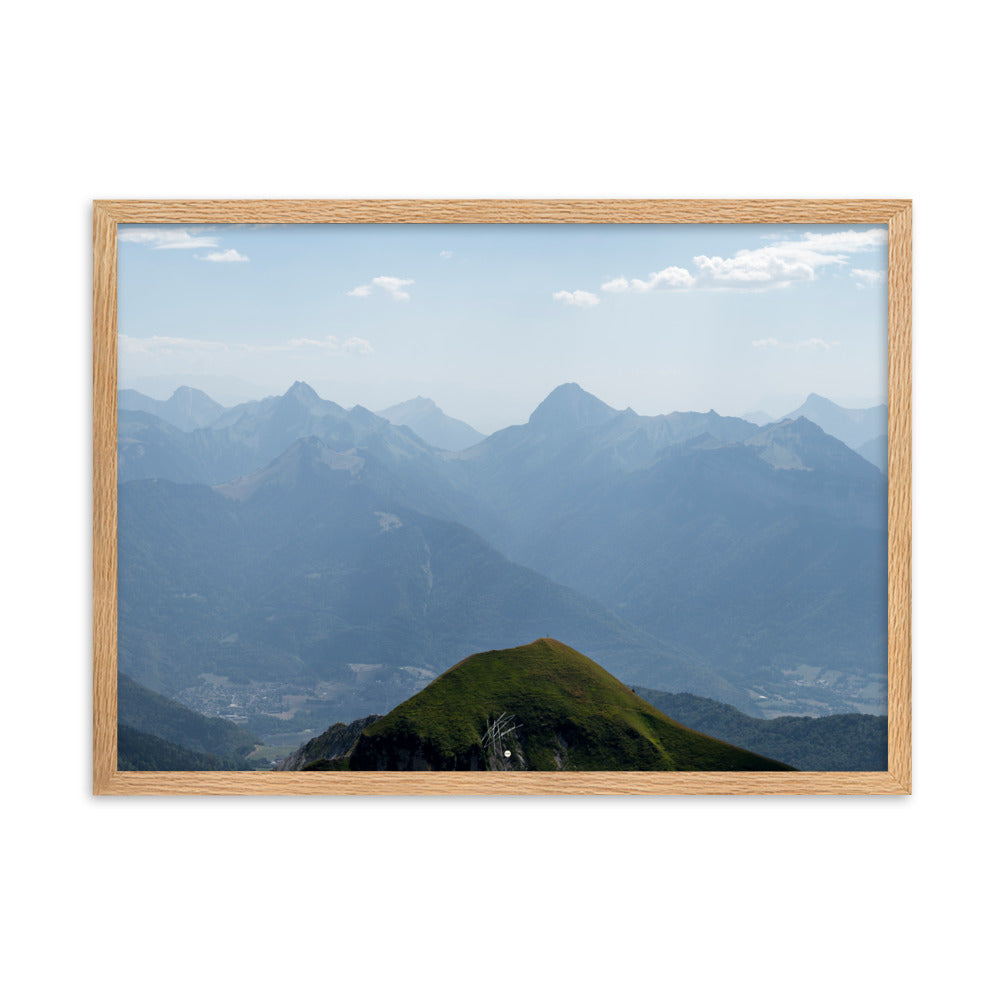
[94,199,911,795]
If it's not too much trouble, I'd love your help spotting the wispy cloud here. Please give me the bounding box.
[372,276,414,301]
[553,289,600,308]
[440,250,453,259]
[122,333,375,359]
[851,268,887,288]
[343,336,375,354]
[752,337,838,351]
[119,226,252,263]
[119,227,220,250]
[197,249,249,263]
[349,276,415,301]
[597,229,888,296]
[602,267,695,293]
[600,277,629,293]
[287,335,374,354]
[795,231,888,254]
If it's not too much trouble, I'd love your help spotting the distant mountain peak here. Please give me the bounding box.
[170,385,213,401]
[784,393,888,450]
[528,383,618,431]
[377,397,485,451]
[383,396,439,417]
[118,384,225,432]
[746,416,881,474]
[284,380,320,401]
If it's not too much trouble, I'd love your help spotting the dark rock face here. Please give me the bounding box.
[275,714,381,770]
[349,730,484,771]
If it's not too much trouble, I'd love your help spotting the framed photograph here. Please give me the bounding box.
[93,199,911,795]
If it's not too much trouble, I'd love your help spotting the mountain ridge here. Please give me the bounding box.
[118,385,227,432]
[782,393,888,453]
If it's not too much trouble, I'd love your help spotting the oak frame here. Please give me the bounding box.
[93,199,912,795]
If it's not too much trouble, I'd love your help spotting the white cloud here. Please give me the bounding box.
[752,336,837,351]
[693,229,887,290]
[595,228,888,296]
[627,266,696,292]
[794,230,888,254]
[694,249,820,288]
[343,336,375,354]
[851,268,887,287]
[119,227,220,250]
[602,269,694,293]
[122,333,375,360]
[119,334,232,358]
[350,276,415,300]
[287,336,330,348]
[600,277,630,293]
[553,289,600,307]
[196,249,249,263]
[287,334,374,354]
[440,250,453,259]
[372,275,415,301]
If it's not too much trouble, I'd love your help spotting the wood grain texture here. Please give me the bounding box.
[95,199,910,225]
[93,199,913,796]
[887,203,913,793]
[97,770,908,796]
[93,203,118,794]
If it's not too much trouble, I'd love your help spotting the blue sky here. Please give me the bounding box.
[118,222,888,433]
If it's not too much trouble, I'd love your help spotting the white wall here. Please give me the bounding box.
[4,3,995,997]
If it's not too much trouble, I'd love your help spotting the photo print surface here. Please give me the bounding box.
[114,221,890,774]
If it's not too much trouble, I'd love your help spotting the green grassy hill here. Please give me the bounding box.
[346,639,795,771]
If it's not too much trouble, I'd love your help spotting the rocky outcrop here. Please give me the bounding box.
[274,714,381,770]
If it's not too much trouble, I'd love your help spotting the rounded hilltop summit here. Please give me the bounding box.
[292,639,795,772]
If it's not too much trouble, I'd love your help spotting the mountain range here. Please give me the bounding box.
[781,393,889,472]
[118,435,745,719]
[439,384,887,710]
[782,392,888,451]
[117,379,889,739]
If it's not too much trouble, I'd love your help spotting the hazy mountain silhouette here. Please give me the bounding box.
[378,396,485,451]
[782,393,888,452]
[857,434,889,474]
[118,437,753,722]
[118,386,226,432]
[117,381,888,721]
[433,387,887,709]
